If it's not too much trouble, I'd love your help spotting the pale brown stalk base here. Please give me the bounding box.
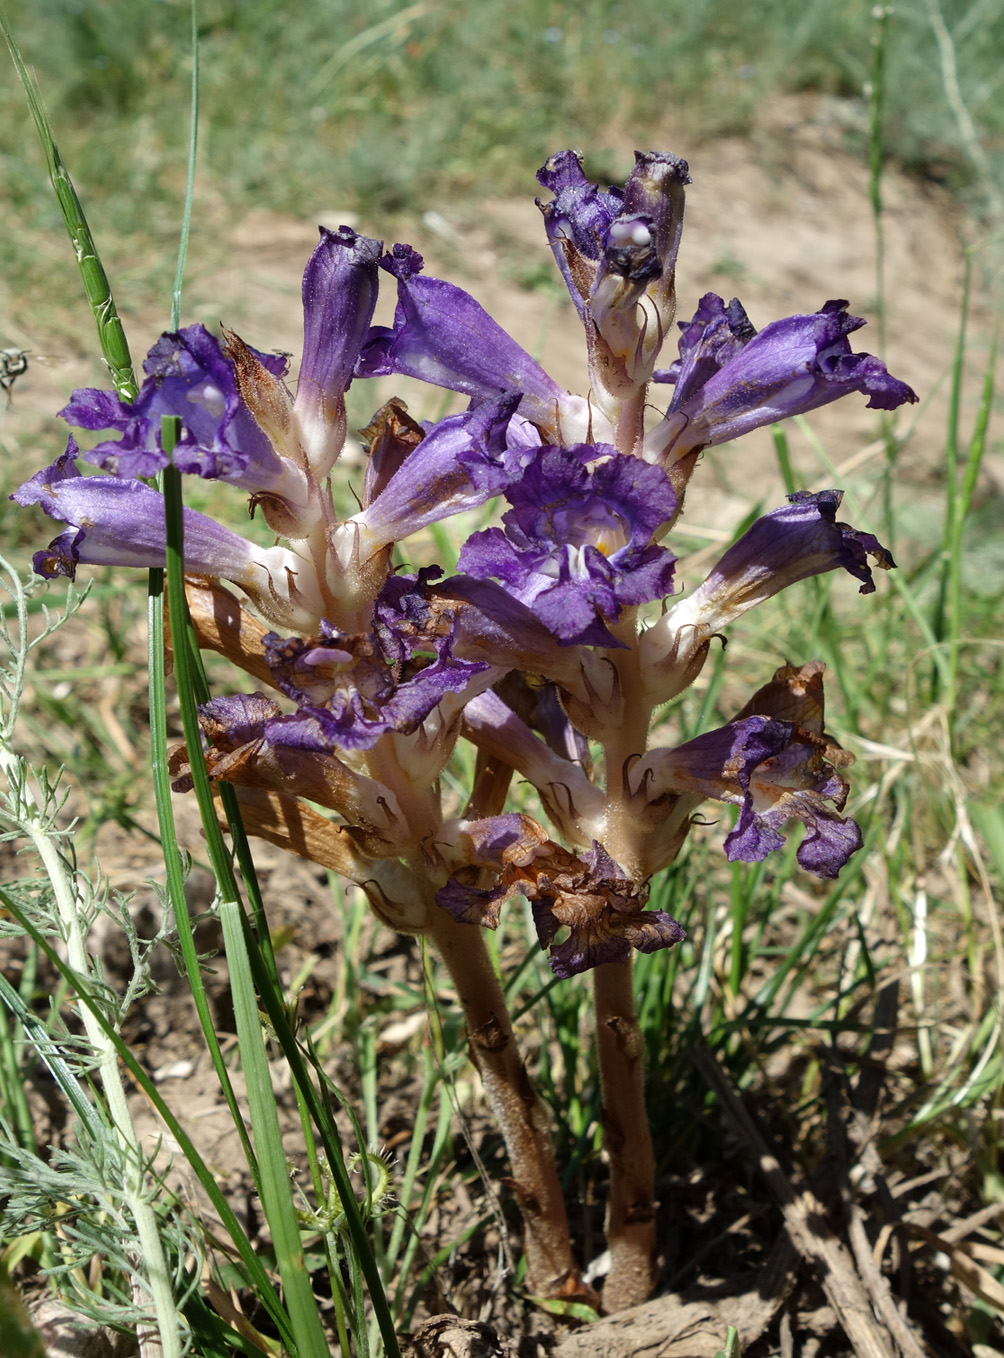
[429,910,593,1302]
[593,959,656,1313]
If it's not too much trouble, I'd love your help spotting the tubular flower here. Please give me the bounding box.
[641,490,895,701]
[634,663,861,879]
[647,296,917,478]
[11,442,325,629]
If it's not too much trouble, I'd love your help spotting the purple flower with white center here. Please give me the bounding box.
[535,149,626,315]
[537,149,688,339]
[457,444,677,647]
[10,442,325,628]
[540,151,690,407]
[647,296,918,467]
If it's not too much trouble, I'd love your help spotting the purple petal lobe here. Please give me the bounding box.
[655,293,756,396]
[199,692,284,747]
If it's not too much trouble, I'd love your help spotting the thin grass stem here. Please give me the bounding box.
[1,20,137,400]
[170,0,200,332]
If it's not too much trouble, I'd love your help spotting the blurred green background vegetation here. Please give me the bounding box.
[3,0,1002,303]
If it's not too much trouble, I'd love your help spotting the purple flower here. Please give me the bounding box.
[535,149,626,317]
[636,663,861,878]
[292,225,382,478]
[536,149,689,340]
[61,324,300,492]
[651,293,755,395]
[642,490,894,699]
[10,442,324,628]
[536,149,691,426]
[355,244,598,445]
[258,620,492,755]
[457,444,677,647]
[349,391,530,552]
[648,297,918,465]
[58,226,383,526]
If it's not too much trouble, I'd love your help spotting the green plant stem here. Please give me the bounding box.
[592,958,655,1313]
[170,0,199,332]
[944,317,996,732]
[146,569,261,1187]
[0,749,183,1358]
[2,20,136,401]
[426,906,583,1299]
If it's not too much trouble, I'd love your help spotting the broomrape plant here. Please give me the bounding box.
[12,149,916,1312]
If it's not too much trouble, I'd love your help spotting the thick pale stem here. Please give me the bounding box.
[427,907,587,1300]
[613,385,647,459]
[593,957,656,1312]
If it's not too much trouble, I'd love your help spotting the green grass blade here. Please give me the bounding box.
[0,19,137,401]
[159,425,330,1357]
[216,898,330,1358]
[931,254,971,696]
[945,323,997,724]
[0,996,36,1161]
[146,565,262,1188]
[0,967,100,1143]
[170,0,200,332]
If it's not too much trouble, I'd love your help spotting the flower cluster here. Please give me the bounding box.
[13,151,913,979]
[13,148,915,1303]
